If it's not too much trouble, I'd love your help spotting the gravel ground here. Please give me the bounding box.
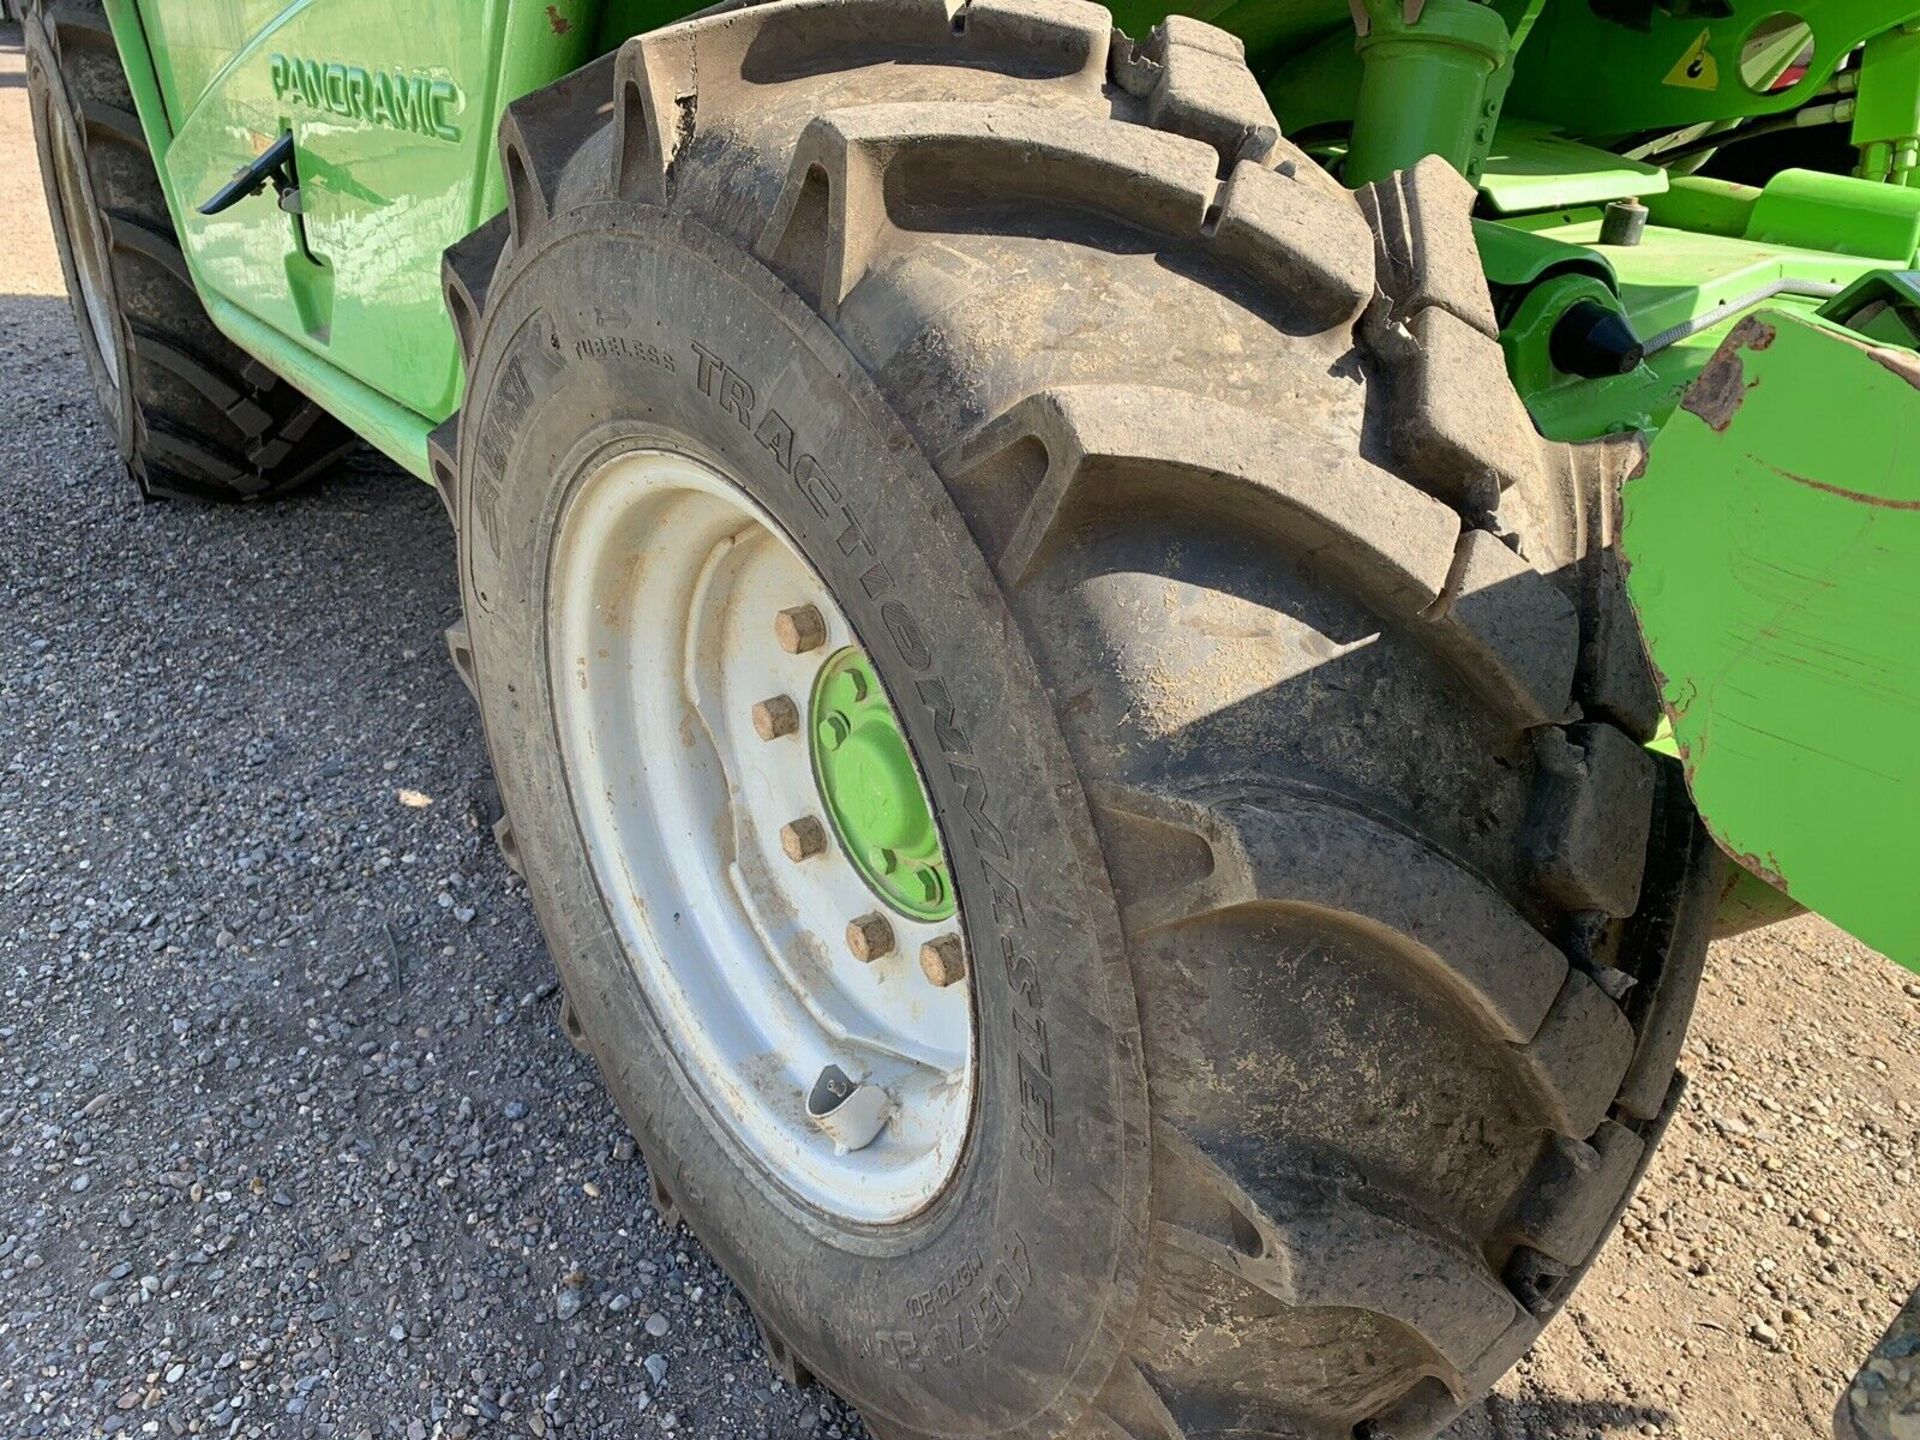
[0,27,867,1440]
[3,22,1919,1440]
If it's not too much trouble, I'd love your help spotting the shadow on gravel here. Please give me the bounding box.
[0,290,865,1438]
[1456,1394,1675,1438]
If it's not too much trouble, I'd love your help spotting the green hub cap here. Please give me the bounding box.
[809,646,954,922]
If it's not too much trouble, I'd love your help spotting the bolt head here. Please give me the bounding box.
[779,816,828,862]
[919,934,966,987]
[751,695,799,741]
[774,605,827,654]
[846,913,896,963]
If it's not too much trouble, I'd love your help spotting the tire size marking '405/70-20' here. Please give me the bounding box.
[858,1235,1034,1372]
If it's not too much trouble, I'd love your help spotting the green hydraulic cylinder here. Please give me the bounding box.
[1345,0,1512,187]
[1853,23,1920,187]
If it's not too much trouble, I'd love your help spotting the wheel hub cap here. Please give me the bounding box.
[811,648,954,922]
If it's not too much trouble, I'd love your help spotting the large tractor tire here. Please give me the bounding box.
[23,0,350,501]
[436,3,1722,1435]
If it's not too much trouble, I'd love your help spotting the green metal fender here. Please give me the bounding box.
[1625,306,1920,967]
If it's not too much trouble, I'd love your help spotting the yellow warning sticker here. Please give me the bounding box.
[1664,28,1720,90]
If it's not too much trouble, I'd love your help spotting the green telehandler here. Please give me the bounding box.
[21,0,1920,1433]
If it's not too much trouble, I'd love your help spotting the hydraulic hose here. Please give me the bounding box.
[1640,279,1845,357]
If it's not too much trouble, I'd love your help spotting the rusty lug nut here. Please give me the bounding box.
[846,913,896,963]
[919,934,967,988]
[774,604,828,655]
[779,816,828,862]
[751,695,800,741]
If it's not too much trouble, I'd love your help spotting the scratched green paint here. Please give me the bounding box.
[1625,308,1920,967]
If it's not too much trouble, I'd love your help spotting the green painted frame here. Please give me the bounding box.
[1625,309,1920,966]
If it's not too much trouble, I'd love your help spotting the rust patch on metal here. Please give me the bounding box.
[1765,464,1920,512]
[1733,848,1792,895]
[1717,863,1793,908]
[1680,315,1777,432]
[1681,314,1781,428]
[546,4,572,33]
[1680,354,1747,431]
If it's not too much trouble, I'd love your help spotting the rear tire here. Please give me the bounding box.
[438,5,1724,1436]
[23,0,350,501]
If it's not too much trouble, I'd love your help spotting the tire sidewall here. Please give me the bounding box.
[457,203,1149,1439]
[24,14,136,469]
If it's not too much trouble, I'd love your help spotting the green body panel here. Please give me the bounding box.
[98,5,437,469]
[1625,309,1920,967]
[152,0,589,419]
[104,0,597,473]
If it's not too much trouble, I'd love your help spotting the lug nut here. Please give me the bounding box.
[919,934,967,988]
[846,913,895,963]
[774,604,827,654]
[779,816,828,862]
[751,695,799,741]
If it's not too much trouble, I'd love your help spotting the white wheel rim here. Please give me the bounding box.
[549,448,975,1224]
